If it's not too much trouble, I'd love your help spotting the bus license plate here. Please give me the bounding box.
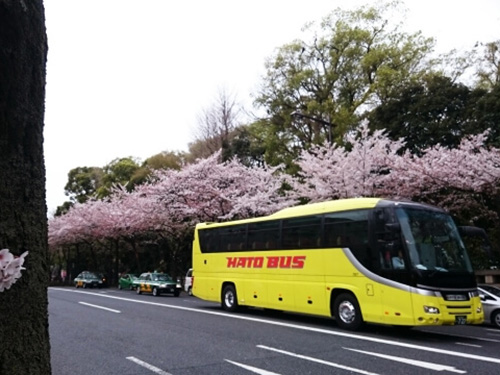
[455,316,467,325]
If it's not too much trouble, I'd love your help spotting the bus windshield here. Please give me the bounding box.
[395,207,473,273]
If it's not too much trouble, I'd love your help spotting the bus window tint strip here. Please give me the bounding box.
[198,210,369,253]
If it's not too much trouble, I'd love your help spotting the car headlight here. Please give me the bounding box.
[423,306,440,314]
[160,284,167,288]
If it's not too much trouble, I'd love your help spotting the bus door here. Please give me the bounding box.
[372,208,414,325]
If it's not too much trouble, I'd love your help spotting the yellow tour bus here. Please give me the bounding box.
[192,197,484,330]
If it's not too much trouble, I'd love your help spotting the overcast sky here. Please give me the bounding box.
[43,0,500,215]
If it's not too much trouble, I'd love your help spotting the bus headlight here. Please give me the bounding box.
[423,306,440,314]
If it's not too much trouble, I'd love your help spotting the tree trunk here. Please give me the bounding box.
[0,1,51,374]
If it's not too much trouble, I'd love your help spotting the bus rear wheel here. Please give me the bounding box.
[221,284,238,312]
[333,293,363,331]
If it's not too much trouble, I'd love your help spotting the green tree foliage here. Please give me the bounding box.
[97,157,140,198]
[58,154,186,214]
[368,74,500,154]
[143,151,185,171]
[475,40,500,89]
[368,74,472,153]
[222,126,267,167]
[64,166,104,203]
[254,1,434,167]
[471,85,500,148]
[54,200,74,217]
[132,151,187,186]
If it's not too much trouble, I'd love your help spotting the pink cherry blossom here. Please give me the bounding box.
[48,151,297,246]
[0,249,28,292]
[48,124,500,249]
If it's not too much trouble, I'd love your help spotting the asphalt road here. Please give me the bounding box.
[49,287,500,375]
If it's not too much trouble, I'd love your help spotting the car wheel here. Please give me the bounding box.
[152,287,159,296]
[492,310,500,328]
[129,285,134,290]
[221,284,238,312]
[188,287,192,296]
[118,284,122,290]
[82,283,87,289]
[136,286,141,295]
[174,290,180,297]
[333,293,363,331]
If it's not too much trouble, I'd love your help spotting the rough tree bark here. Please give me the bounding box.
[0,1,51,374]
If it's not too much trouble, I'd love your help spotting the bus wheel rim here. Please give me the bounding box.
[225,292,234,307]
[339,301,356,323]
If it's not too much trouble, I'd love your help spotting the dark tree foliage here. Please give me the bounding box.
[0,1,51,374]
[99,157,141,196]
[64,166,104,203]
[470,85,500,148]
[367,74,498,154]
[222,126,267,167]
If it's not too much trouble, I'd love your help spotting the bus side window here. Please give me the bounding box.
[265,241,276,249]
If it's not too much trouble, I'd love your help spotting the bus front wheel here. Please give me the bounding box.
[333,293,363,331]
[221,284,238,312]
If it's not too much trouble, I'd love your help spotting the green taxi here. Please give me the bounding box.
[133,272,181,297]
[118,273,137,290]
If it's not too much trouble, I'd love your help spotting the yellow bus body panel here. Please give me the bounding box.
[192,197,484,327]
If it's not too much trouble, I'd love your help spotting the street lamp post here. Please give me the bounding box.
[291,111,335,144]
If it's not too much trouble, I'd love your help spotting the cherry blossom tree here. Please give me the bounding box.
[390,131,500,199]
[293,121,406,201]
[48,151,297,275]
[49,127,500,272]
[140,151,296,222]
[294,121,500,234]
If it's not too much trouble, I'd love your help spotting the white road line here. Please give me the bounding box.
[344,347,466,374]
[258,345,380,375]
[418,329,500,343]
[78,301,120,313]
[456,342,482,348]
[51,288,500,365]
[485,328,500,334]
[126,356,172,375]
[225,359,281,375]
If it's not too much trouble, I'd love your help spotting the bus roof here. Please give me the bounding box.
[196,197,384,229]
[269,197,381,219]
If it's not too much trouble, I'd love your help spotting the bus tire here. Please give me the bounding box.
[333,293,363,331]
[221,284,238,312]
